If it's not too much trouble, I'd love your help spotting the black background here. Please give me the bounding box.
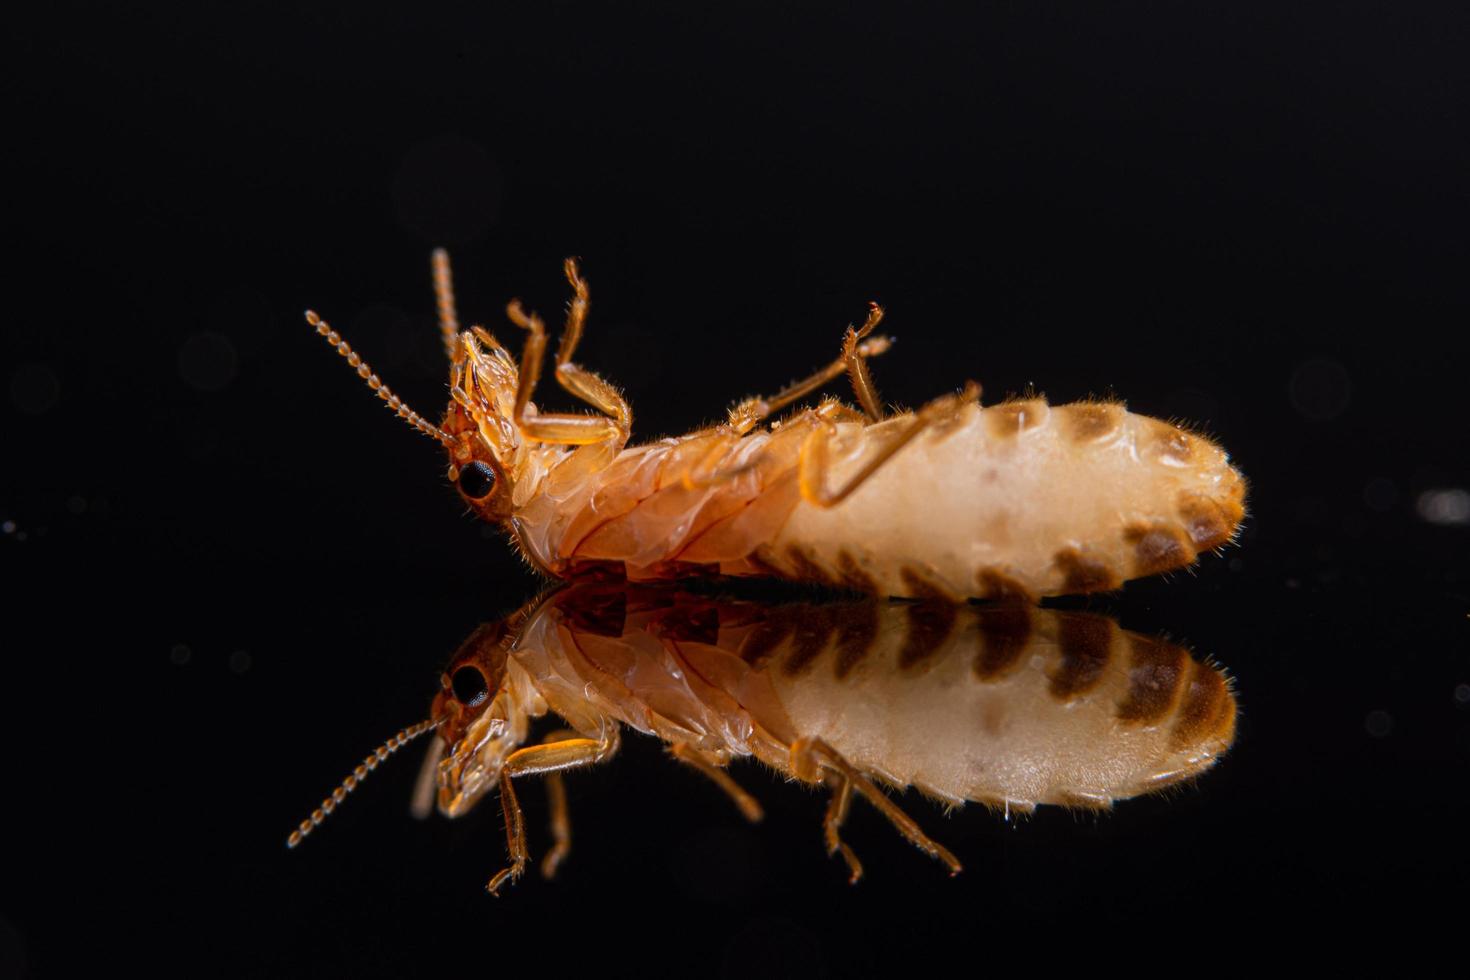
[5,2,1468,975]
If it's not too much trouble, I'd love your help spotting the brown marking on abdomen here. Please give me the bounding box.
[1144,419,1201,466]
[833,604,880,679]
[984,398,1049,438]
[1220,467,1248,515]
[784,545,838,588]
[736,607,799,669]
[1123,522,1198,577]
[975,567,1038,602]
[748,545,793,581]
[782,607,838,677]
[900,566,961,603]
[1059,402,1124,443]
[899,601,958,671]
[837,550,880,596]
[1053,547,1122,594]
[972,604,1033,680]
[1048,612,1114,700]
[1170,660,1237,750]
[1176,491,1239,551]
[1116,634,1187,725]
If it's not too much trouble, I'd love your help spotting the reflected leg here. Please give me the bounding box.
[486,730,620,895]
[823,772,863,884]
[789,736,961,879]
[537,729,583,879]
[669,743,764,822]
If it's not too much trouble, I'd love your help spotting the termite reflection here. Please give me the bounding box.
[289,584,1237,890]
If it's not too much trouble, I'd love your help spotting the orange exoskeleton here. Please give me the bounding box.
[286,584,1238,890]
[305,252,1246,600]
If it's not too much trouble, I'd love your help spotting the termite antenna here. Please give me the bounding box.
[431,248,461,362]
[304,310,454,446]
[286,718,442,849]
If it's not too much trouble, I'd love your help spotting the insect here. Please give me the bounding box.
[288,583,1238,890]
[306,252,1246,599]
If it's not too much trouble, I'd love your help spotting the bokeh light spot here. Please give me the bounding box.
[1416,488,1470,526]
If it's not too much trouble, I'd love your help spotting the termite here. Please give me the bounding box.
[287,584,1238,889]
[305,252,1246,601]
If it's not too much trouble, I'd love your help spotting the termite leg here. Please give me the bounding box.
[798,382,981,507]
[486,730,620,895]
[843,303,887,422]
[681,400,868,491]
[815,397,872,426]
[431,248,461,362]
[536,729,583,880]
[790,737,961,879]
[503,261,632,447]
[823,772,863,884]
[504,301,549,422]
[487,771,529,897]
[541,772,570,880]
[727,303,893,435]
[676,433,745,490]
[513,408,626,446]
[669,743,764,822]
[553,259,632,431]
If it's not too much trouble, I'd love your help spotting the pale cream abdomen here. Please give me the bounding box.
[763,399,1246,599]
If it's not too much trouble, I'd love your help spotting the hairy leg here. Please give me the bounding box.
[669,742,764,822]
[789,736,961,880]
[822,772,863,884]
[501,260,632,446]
[536,729,583,879]
[842,305,886,422]
[486,729,620,895]
[728,303,893,435]
[798,382,981,507]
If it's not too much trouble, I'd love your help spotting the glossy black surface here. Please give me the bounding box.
[6,3,1467,974]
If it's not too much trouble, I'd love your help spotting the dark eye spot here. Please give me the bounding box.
[458,461,496,500]
[451,665,490,707]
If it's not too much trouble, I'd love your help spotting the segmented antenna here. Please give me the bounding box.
[431,248,461,361]
[286,718,442,849]
[304,310,454,446]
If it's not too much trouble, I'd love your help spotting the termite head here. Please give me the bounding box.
[301,308,525,526]
[309,252,605,532]
[442,328,523,524]
[429,620,525,818]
